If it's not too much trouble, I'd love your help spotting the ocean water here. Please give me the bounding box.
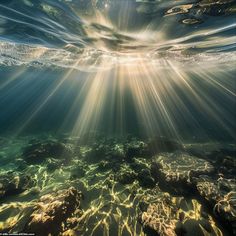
[0,1,236,236]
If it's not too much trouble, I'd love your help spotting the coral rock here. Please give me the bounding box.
[24,187,82,236]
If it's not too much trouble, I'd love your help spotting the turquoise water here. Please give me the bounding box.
[0,1,236,236]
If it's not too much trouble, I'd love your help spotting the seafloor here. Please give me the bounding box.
[0,134,235,236]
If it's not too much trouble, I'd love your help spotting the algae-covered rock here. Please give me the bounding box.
[197,176,236,235]
[214,155,236,177]
[148,137,184,155]
[140,193,179,236]
[139,192,222,236]
[125,140,149,160]
[151,152,214,194]
[46,158,63,172]
[137,169,156,188]
[130,159,155,188]
[0,172,34,199]
[22,140,73,164]
[23,187,82,236]
[85,141,125,163]
[115,164,138,185]
[70,165,86,179]
[98,160,117,171]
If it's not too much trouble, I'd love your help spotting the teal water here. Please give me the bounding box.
[0,1,236,236]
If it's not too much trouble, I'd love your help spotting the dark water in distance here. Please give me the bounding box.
[0,1,236,236]
[0,65,235,142]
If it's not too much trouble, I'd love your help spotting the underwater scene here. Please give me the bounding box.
[0,0,236,236]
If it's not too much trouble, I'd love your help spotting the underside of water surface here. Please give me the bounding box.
[0,1,236,236]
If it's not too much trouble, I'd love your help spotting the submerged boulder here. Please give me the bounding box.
[137,169,156,188]
[125,140,149,160]
[124,136,183,160]
[115,164,138,185]
[197,176,236,235]
[22,140,73,164]
[85,141,125,163]
[23,187,82,236]
[151,152,214,194]
[140,195,178,236]
[139,191,222,236]
[98,160,117,171]
[0,172,34,199]
[70,165,86,180]
[147,137,184,155]
[130,159,155,188]
[213,154,236,178]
